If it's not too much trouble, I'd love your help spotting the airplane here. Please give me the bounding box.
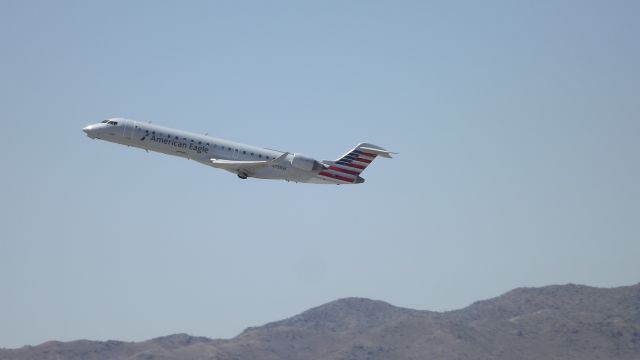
[82,118,395,184]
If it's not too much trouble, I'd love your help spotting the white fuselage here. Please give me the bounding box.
[82,118,357,184]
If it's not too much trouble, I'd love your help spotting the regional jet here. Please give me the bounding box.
[82,118,395,184]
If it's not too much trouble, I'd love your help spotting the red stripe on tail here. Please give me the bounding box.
[329,166,360,176]
[342,163,366,170]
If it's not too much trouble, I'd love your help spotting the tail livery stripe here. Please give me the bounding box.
[336,161,366,170]
[332,163,363,174]
[319,171,354,183]
[352,157,373,164]
[344,155,374,163]
[350,150,378,158]
[346,152,377,160]
[360,152,378,158]
[329,166,360,176]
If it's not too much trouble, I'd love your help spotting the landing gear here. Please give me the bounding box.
[237,172,248,179]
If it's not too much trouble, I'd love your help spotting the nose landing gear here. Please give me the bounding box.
[237,172,248,179]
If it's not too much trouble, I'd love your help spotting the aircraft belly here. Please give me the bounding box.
[305,176,338,184]
[252,167,315,182]
[252,166,286,180]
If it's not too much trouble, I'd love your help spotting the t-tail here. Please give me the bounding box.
[318,143,396,184]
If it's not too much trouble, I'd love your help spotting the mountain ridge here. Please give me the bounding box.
[3,283,639,359]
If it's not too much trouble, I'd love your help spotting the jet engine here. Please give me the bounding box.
[291,153,324,172]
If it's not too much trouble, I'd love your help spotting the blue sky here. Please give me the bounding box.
[1,0,639,348]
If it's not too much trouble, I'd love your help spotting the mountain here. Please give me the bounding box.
[2,283,639,359]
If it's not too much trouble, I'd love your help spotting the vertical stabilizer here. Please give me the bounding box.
[318,143,395,184]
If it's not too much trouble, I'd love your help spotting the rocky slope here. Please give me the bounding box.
[2,283,639,359]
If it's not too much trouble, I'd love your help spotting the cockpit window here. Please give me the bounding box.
[101,120,109,123]
[107,121,118,125]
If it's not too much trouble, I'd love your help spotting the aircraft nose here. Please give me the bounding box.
[83,125,95,137]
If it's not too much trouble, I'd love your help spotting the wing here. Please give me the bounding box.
[209,152,289,172]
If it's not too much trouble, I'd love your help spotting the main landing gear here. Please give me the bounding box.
[237,172,248,179]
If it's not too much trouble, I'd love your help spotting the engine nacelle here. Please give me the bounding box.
[291,153,323,172]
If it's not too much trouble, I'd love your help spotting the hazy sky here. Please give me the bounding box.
[1,0,639,349]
